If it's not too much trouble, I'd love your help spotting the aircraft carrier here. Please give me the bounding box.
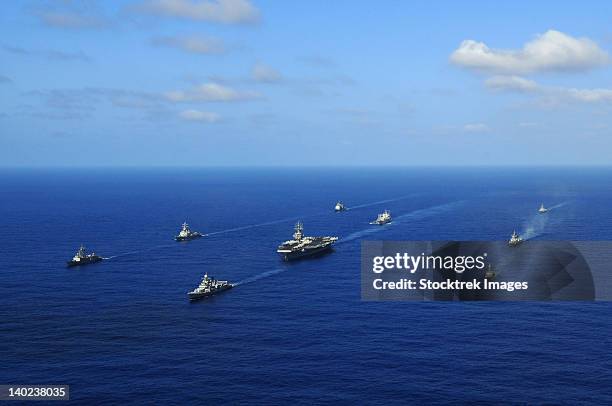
[277,222,338,261]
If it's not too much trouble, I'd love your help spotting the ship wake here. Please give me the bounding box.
[103,244,175,260]
[205,217,304,237]
[205,194,417,237]
[520,215,549,240]
[339,200,465,244]
[234,268,287,286]
[347,194,415,210]
[548,201,569,210]
[520,201,568,240]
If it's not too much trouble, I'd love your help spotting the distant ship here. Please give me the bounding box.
[277,222,338,261]
[67,245,102,267]
[175,222,202,241]
[485,264,496,279]
[335,201,347,212]
[508,230,523,247]
[188,273,233,301]
[538,203,548,213]
[370,210,392,225]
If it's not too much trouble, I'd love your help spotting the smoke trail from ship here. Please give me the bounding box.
[234,268,287,286]
[339,200,465,244]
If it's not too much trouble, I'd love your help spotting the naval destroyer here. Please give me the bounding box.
[67,245,102,267]
[370,210,392,225]
[277,222,338,261]
[334,201,347,212]
[175,222,202,241]
[188,273,233,301]
[485,264,496,280]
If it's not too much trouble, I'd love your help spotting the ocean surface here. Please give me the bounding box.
[1,167,611,404]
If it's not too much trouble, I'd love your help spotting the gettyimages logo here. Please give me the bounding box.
[361,241,609,301]
[372,252,488,274]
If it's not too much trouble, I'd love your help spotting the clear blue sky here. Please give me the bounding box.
[1,0,612,166]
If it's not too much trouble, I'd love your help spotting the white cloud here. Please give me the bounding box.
[165,82,260,102]
[39,11,107,29]
[451,30,609,74]
[251,63,282,83]
[463,123,490,133]
[137,0,259,24]
[3,44,91,62]
[565,88,612,103]
[484,75,612,105]
[179,109,220,122]
[485,75,539,92]
[152,36,225,54]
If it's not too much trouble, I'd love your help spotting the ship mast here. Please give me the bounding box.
[293,222,304,241]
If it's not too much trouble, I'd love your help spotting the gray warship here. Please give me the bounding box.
[67,245,102,267]
[508,230,523,247]
[175,222,202,241]
[188,273,233,301]
[370,210,392,225]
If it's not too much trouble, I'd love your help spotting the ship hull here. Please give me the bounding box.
[175,234,202,242]
[277,244,334,261]
[188,285,233,301]
[66,256,103,268]
[370,220,391,225]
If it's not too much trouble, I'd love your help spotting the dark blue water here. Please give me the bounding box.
[1,168,611,404]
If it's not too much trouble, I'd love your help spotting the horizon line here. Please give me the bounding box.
[2,164,612,170]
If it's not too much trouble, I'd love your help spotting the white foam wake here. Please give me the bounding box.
[339,200,465,244]
[234,268,287,286]
[519,201,569,240]
[347,194,414,210]
[205,194,415,237]
[548,201,569,210]
[205,217,303,237]
[520,214,548,240]
[103,244,175,260]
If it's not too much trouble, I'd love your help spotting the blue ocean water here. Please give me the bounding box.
[1,167,611,404]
